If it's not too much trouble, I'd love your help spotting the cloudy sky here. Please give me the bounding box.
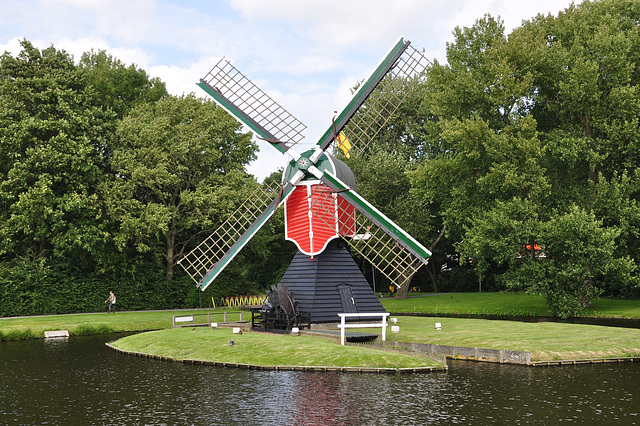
[1,0,575,180]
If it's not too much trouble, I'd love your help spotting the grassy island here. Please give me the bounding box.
[106,315,640,367]
[108,327,443,371]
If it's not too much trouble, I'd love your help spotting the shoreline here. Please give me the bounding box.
[105,341,448,374]
[3,302,640,364]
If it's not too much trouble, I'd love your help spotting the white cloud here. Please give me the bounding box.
[0,37,23,56]
[40,0,159,44]
[150,60,214,97]
[1,0,576,181]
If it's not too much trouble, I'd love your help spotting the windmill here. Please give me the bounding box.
[178,37,431,327]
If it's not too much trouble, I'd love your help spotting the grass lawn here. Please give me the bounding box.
[374,316,640,361]
[3,293,640,365]
[0,309,242,341]
[110,327,442,369]
[381,292,640,319]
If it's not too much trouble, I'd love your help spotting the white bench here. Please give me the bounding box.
[337,313,390,346]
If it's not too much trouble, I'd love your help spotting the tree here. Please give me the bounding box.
[107,94,257,278]
[0,40,111,263]
[535,207,631,317]
[79,50,167,120]
[514,0,640,303]
[410,3,640,312]
[409,14,549,291]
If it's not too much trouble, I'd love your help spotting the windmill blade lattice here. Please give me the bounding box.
[178,180,283,285]
[308,185,424,286]
[179,36,432,297]
[199,58,307,151]
[334,43,430,159]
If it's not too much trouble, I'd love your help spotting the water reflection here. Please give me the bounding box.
[0,335,639,424]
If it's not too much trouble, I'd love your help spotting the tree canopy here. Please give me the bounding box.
[1,0,640,317]
[0,40,258,315]
[405,0,640,316]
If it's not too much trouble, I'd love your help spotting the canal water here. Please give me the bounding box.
[1,334,639,424]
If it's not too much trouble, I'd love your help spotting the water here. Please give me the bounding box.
[1,334,639,424]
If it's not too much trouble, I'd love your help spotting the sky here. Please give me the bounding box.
[0,0,576,181]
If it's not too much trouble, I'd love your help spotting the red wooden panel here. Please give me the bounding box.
[285,186,311,254]
[309,185,338,254]
[285,184,344,256]
[337,195,355,237]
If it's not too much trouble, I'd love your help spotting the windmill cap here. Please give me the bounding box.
[284,149,356,189]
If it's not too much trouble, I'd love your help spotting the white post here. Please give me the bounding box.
[340,315,346,345]
[381,314,387,342]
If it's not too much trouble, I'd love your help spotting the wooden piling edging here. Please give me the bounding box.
[382,341,640,367]
[530,357,640,367]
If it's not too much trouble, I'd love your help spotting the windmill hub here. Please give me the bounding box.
[296,156,311,171]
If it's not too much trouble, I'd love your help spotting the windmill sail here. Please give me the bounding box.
[178,181,295,290]
[198,58,307,152]
[180,57,312,291]
[317,38,430,157]
[179,36,432,292]
[308,179,428,286]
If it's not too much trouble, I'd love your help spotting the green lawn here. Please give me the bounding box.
[3,293,640,364]
[0,309,242,341]
[375,316,640,361]
[381,292,640,318]
[110,327,442,369]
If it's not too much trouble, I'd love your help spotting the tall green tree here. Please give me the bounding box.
[79,50,167,120]
[410,14,549,291]
[0,40,111,263]
[410,3,640,314]
[515,0,640,307]
[108,94,257,279]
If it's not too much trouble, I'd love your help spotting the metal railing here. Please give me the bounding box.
[172,311,245,327]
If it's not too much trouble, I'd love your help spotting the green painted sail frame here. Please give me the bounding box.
[321,171,431,263]
[196,182,297,291]
[316,37,410,151]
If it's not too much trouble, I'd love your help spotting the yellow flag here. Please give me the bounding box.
[337,131,352,158]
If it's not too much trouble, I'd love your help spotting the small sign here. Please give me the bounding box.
[391,325,400,332]
[435,322,442,330]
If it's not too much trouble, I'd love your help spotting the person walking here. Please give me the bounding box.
[105,291,116,313]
